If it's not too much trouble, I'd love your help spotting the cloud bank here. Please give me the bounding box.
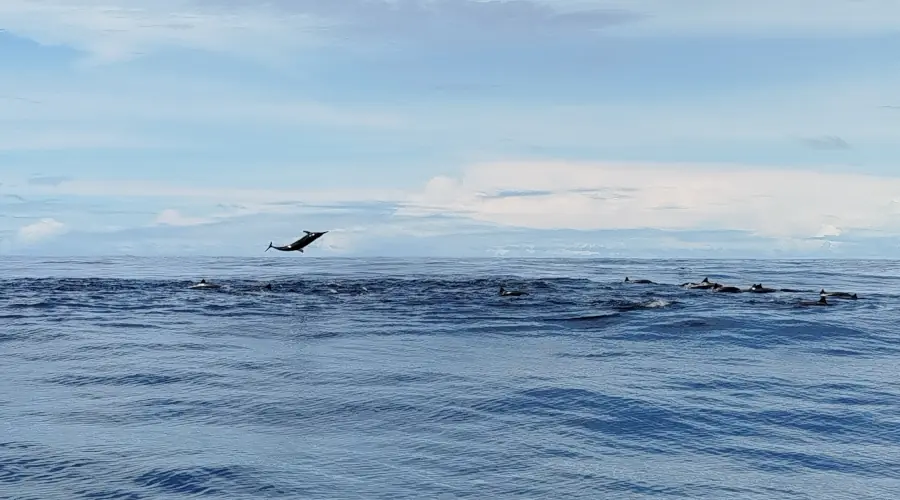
[6,159,900,256]
[2,0,897,66]
[17,218,67,243]
[401,161,900,240]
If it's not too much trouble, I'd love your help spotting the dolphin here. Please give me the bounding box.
[820,288,858,299]
[624,277,655,284]
[682,277,717,289]
[499,285,527,297]
[266,230,329,252]
[798,296,830,307]
[190,278,220,289]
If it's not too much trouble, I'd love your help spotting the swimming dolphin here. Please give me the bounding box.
[266,230,329,252]
[682,277,717,289]
[190,278,220,289]
[712,284,742,293]
[748,283,777,293]
[798,296,829,306]
[624,277,655,284]
[499,285,527,297]
[820,288,858,299]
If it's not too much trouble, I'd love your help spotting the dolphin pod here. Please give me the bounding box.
[187,265,858,308]
[624,275,858,307]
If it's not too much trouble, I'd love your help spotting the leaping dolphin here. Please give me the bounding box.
[266,230,329,252]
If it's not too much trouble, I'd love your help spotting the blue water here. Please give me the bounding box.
[1,257,899,499]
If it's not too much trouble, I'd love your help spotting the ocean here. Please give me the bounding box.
[1,257,898,499]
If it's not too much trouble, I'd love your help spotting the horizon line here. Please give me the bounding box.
[1,255,897,261]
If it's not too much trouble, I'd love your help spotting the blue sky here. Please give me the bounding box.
[1,0,899,257]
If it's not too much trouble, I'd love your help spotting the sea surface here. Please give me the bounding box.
[1,257,899,499]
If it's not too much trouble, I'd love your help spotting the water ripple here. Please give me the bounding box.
[1,257,898,499]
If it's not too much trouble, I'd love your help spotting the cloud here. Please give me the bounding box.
[0,0,326,66]
[0,0,639,66]
[0,95,41,104]
[8,158,900,257]
[0,193,27,203]
[28,176,74,186]
[1,0,897,69]
[398,160,900,239]
[0,130,159,151]
[194,0,642,43]
[798,135,852,151]
[0,82,406,131]
[16,218,67,243]
[154,209,213,227]
[599,0,900,38]
[185,0,900,40]
[14,177,406,209]
[13,159,900,246]
[6,190,900,258]
[392,70,900,152]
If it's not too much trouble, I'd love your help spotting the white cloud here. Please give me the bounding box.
[594,0,900,37]
[398,160,900,239]
[0,0,325,66]
[13,159,900,244]
[0,0,641,65]
[15,178,406,208]
[16,218,67,243]
[2,0,894,70]
[9,158,900,255]
[154,208,211,226]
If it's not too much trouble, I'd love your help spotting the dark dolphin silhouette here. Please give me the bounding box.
[820,288,858,299]
[798,296,830,306]
[190,278,220,289]
[682,277,717,289]
[266,230,328,252]
[499,285,527,297]
[624,277,655,284]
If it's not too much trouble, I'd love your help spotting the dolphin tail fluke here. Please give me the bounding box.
[266,242,273,252]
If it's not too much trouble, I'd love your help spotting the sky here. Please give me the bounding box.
[1,0,899,258]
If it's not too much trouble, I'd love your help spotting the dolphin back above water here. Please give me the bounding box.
[499,285,527,297]
[189,278,220,289]
[820,288,858,299]
[799,296,830,306]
